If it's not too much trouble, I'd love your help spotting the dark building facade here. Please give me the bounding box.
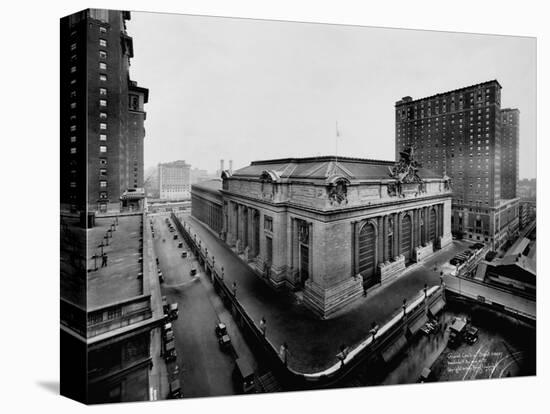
[395,80,519,248]
[500,108,519,199]
[60,9,149,214]
[60,10,161,405]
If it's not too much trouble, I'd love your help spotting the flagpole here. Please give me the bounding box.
[335,121,339,167]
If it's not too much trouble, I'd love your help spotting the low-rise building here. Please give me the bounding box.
[192,150,453,317]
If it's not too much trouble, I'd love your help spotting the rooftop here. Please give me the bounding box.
[87,214,143,310]
[232,155,442,181]
[191,179,223,198]
[395,79,502,106]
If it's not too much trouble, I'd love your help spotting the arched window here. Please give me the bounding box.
[401,214,412,263]
[358,222,376,279]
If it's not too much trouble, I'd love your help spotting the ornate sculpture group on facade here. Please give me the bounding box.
[387,146,425,197]
[260,170,278,200]
[327,177,349,206]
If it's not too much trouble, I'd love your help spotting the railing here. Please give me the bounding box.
[171,213,446,389]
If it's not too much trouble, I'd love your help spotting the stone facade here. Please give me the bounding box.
[191,155,452,318]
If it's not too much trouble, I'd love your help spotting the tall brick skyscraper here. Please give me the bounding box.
[395,80,519,248]
[60,9,149,214]
[500,108,520,199]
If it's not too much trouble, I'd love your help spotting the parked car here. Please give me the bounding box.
[418,367,431,383]
[178,242,183,248]
[164,340,177,362]
[173,234,178,240]
[168,303,179,321]
[169,380,182,399]
[233,358,256,394]
[464,326,479,345]
[215,323,227,338]
[181,251,188,258]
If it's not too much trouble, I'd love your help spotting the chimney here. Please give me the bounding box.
[229,160,233,173]
[220,159,225,172]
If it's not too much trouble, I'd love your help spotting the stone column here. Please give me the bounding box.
[351,220,356,276]
[377,216,384,264]
[395,212,401,259]
[426,206,431,244]
[382,215,388,262]
[236,204,242,251]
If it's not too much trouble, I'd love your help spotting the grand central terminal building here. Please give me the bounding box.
[191,149,453,317]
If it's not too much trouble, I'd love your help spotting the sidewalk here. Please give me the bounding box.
[180,214,468,373]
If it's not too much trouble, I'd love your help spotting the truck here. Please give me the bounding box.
[448,318,467,348]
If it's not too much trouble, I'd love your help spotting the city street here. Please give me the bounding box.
[151,215,257,398]
[179,213,471,373]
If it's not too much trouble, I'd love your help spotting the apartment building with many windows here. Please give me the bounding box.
[395,80,519,248]
[60,9,149,214]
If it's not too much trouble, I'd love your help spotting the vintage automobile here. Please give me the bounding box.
[169,380,182,399]
[173,234,178,240]
[215,322,231,349]
[164,340,177,362]
[190,268,198,276]
[233,358,256,394]
[181,251,188,258]
[215,322,227,337]
[418,367,431,383]
[177,242,183,248]
[448,318,467,348]
[168,303,179,321]
[464,326,479,345]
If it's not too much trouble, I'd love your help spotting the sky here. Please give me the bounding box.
[127,12,536,178]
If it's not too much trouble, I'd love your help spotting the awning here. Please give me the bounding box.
[408,314,428,335]
[381,334,408,363]
[429,297,446,316]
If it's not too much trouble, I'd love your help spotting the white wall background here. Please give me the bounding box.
[0,1,546,413]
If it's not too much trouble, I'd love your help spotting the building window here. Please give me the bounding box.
[70,136,76,143]
[70,66,76,73]
[70,102,76,109]
[99,74,107,81]
[100,88,107,95]
[107,308,121,319]
[70,147,76,154]
[100,99,107,107]
[100,123,107,130]
[99,192,108,199]
[70,43,77,51]
[100,112,107,119]
[70,182,76,188]
[70,91,76,98]
[100,180,107,188]
[99,26,107,34]
[99,158,107,166]
[99,51,107,59]
[99,134,107,141]
[264,216,273,232]
[99,39,107,47]
[99,62,107,70]
[70,125,76,132]
[100,146,107,153]
[99,169,107,176]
